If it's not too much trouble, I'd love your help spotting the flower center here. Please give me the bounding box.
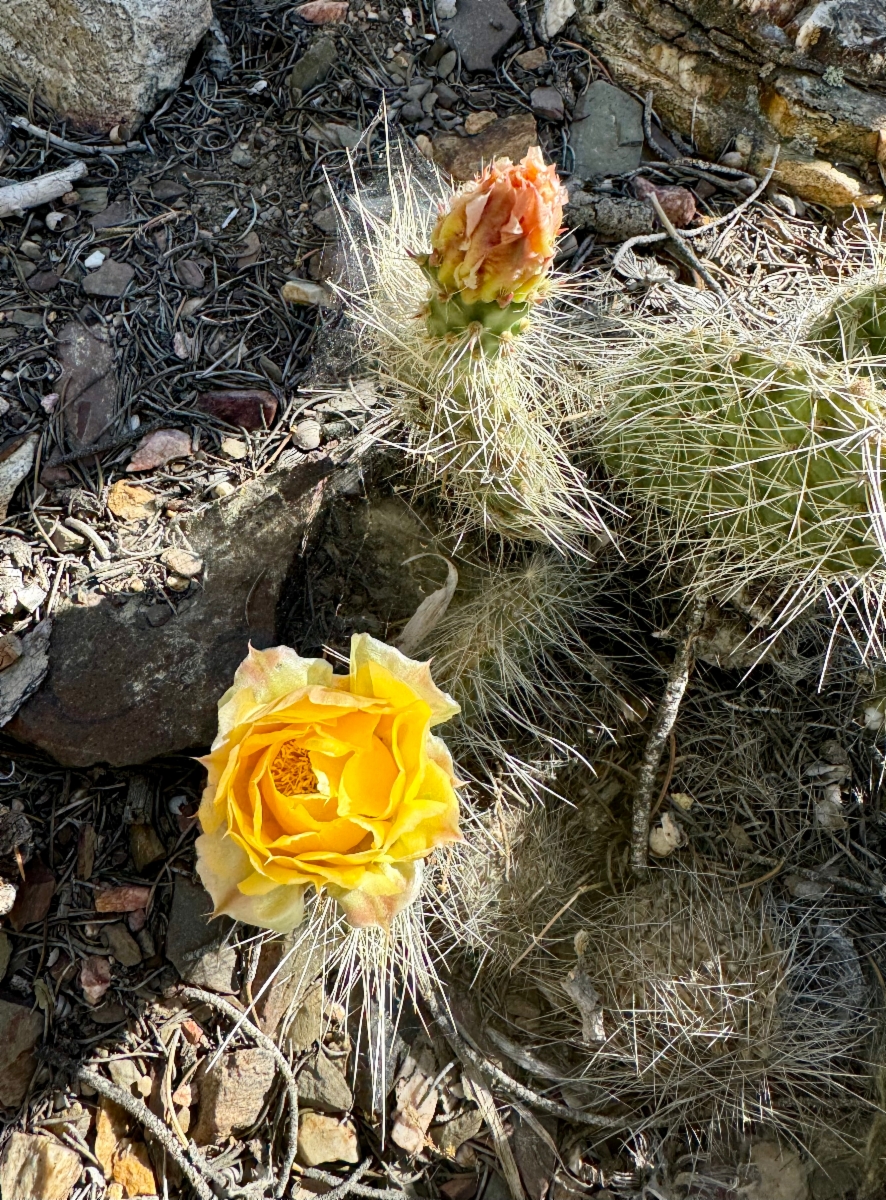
[270,742,318,795]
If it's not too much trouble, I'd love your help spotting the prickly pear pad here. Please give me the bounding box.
[599,331,886,584]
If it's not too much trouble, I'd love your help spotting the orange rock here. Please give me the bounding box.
[94,1100,128,1179]
[108,481,159,522]
[111,1142,156,1198]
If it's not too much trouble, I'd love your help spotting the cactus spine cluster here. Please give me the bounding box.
[597,329,886,591]
[813,284,886,365]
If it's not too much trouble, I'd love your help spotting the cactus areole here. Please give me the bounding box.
[600,335,886,580]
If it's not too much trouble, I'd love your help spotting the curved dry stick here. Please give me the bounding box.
[420,983,620,1129]
[44,1049,215,1200]
[631,592,708,876]
[181,987,299,1199]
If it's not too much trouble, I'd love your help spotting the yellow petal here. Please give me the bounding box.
[216,644,336,742]
[349,632,459,725]
[328,861,424,930]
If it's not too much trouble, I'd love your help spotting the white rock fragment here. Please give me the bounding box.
[0,434,38,521]
[16,584,48,614]
[541,0,576,38]
[293,419,323,451]
[814,783,847,831]
[648,811,686,857]
[281,279,333,306]
[0,569,24,616]
[82,250,106,270]
[0,883,17,918]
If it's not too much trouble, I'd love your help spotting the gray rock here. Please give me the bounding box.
[440,0,519,72]
[251,936,323,1038]
[8,458,342,765]
[405,79,433,101]
[192,1048,277,1145]
[90,201,132,230]
[0,0,212,131]
[81,259,135,298]
[436,49,457,78]
[570,80,644,179]
[164,876,237,993]
[55,322,117,450]
[531,85,565,121]
[0,998,42,1107]
[312,206,338,234]
[564,189,655,240]
[230,145,254,168]
[297,1050,354,1113]
[400,100,424,123]
[289,37,337,93]
[102,921,142,967]
[107,1056,145,1094]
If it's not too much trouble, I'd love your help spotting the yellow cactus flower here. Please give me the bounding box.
[195,633,461,933]
[428,146,566,307]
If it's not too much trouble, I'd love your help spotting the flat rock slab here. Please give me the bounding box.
[0,0,212,131]
[55,322,117,450]
[433,113,539,181]
[82,260,135,298]
[440,0,520,72]
[570,80,644,179]
[0,997,43,1107]
[165,876,237,992]
[7,457,339,766]
[193,1048,277,1144]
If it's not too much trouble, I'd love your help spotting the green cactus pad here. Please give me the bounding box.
[599,335,886,579]
[813,284,886,363]
[425,291,532,355]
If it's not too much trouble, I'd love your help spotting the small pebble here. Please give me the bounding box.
[220,436,249,460]
[83,250,106,269]
[436,49,457,78]
[210,480,236,499]
[293,419,323,451]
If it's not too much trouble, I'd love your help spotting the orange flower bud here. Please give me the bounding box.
[428,147,566,307]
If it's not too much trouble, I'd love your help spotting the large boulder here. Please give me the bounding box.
[575,0,886,208]
[7,461,437,768]
[7,458,341,766]
[0,0,213,132]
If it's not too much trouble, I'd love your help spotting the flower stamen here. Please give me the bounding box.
[270,742,319,796]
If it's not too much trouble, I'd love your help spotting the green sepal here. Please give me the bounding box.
[425,291,532,356]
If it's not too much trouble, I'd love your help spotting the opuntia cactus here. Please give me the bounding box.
[597,328,886,597]
[813,283,886,365]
